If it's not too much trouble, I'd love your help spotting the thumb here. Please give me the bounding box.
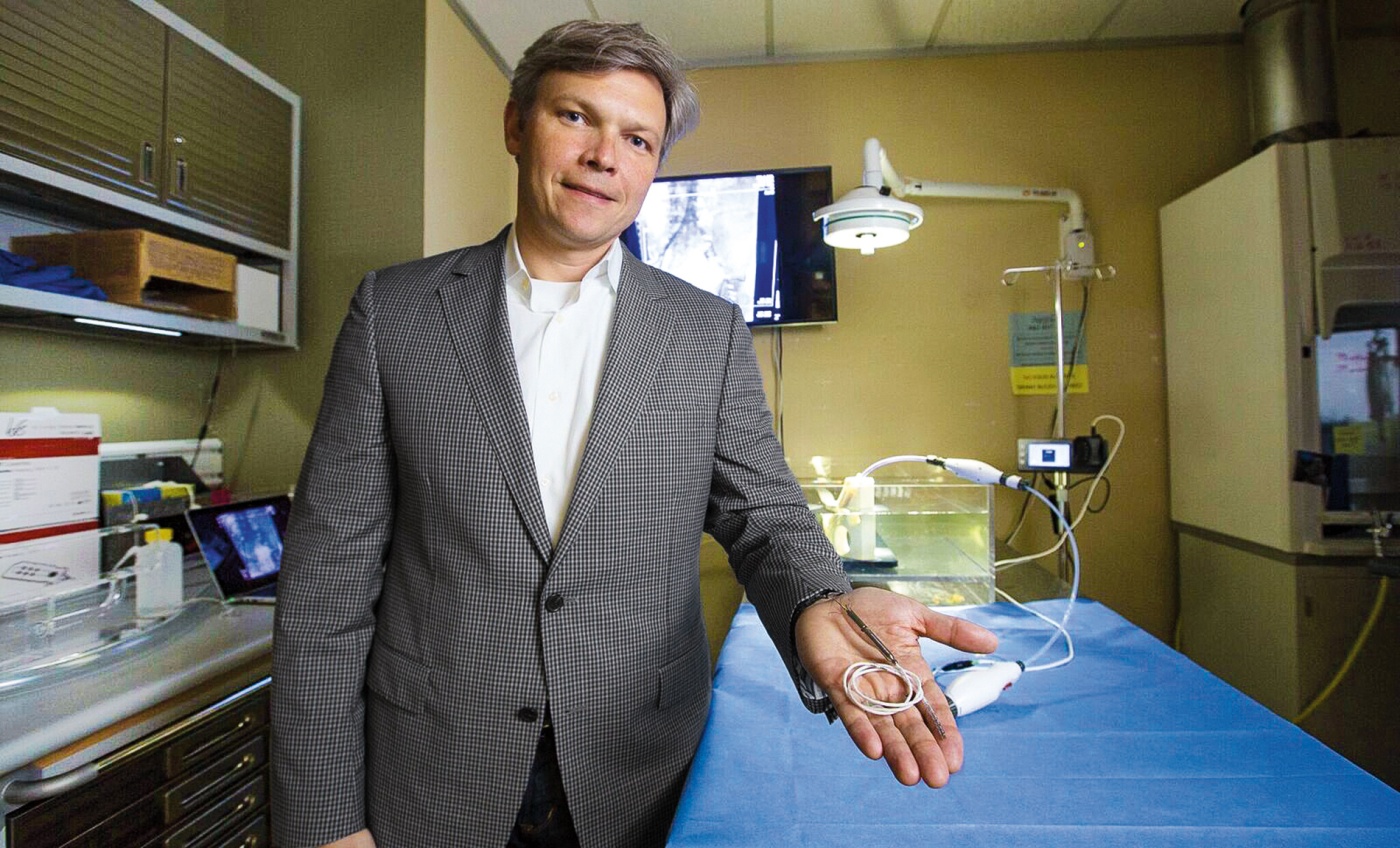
[918,606,998,655]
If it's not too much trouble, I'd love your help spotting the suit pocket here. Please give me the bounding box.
[656,638,710,711]
[366,641,433,714]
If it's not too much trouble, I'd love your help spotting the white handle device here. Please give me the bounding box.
[943,661,1024,717]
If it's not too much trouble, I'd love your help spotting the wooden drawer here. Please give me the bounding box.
[156,772,266,848]
[207,813,268,848]
[161,736,267,824]
[164,691,268,779]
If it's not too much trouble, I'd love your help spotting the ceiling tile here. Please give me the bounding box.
[773,0,950,55]
[1099,0,1242,41]
[933,0,1121,46]
[452,0,594,69]
[593,0,768,63]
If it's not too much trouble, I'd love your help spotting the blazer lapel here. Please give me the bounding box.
[438,233,553,563]
[552,253,673,564]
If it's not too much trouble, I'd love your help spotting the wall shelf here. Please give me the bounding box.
[0,284,290,348]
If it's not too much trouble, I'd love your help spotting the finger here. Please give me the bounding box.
[920,677,965,774]
[872,709,922,785]
[852,667,928,785]
[918,606,999,655]
[829,693,883,761]
[891,699,951,788]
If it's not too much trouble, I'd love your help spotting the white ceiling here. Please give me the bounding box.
[452,0,1250,74]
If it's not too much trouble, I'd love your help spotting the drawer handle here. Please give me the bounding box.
[175,158,188,195]
[140,142,154,183]
[176,753,257,810]
[182,714,256,763]
[234,792,256,814]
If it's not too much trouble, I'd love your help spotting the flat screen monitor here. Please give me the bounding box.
[621,166,837,327]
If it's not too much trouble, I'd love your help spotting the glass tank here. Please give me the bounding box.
[796,456,995,606]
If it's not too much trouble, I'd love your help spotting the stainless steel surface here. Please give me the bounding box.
[1243,0,1338,151]
[0,601,272,784]
[0,763,98,805]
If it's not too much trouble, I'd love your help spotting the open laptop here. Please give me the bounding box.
[185,494,291,604]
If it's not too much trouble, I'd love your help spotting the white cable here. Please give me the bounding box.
[994,586,1076,671]
[842,661,926,716]
[859,454,929,478]
[1018,486,1080,667]
[994,414,1125,570]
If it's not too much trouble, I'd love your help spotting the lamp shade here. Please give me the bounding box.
[812,186,924,255]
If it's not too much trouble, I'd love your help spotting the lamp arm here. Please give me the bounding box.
[860,137,1087,232]
[901,180,1086,233]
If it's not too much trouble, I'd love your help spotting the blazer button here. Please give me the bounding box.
[544,593,565,612]
[516,706,538,723]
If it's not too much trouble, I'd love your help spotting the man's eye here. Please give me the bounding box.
[628,136,652,151]
[562,111,584,123]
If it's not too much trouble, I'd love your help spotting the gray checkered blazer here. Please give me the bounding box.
[271,228,849,848]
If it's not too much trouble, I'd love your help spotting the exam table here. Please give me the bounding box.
[667,599,1400,847]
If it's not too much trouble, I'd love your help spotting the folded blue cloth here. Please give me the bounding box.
[7,264,77,286]
[0,248,107,300]
[0,248,37,275]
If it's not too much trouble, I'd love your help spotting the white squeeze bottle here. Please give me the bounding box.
[136,528,184,617]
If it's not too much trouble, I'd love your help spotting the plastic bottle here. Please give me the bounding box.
[136,528,184,617]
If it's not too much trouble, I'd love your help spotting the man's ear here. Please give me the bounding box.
[504,100,523,157]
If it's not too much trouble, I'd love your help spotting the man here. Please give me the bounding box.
[272,20,996,848]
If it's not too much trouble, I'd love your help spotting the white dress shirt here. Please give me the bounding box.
[503,228,622,546]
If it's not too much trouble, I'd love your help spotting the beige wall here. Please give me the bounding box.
[670,45,1253,639]
[424,0,516,255]
[158,0,226,42]
[207,0,433,495]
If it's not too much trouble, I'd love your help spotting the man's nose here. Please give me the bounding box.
[584,133,617,172]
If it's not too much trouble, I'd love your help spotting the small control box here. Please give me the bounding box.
[1017,435,1107,474]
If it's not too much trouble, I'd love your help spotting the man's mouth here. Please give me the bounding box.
[563,181,615,203]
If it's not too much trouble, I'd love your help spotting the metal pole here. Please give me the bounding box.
[1052,262,1071,581]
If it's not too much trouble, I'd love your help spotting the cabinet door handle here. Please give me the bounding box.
[140,142,154,183]
[175,157,188,195]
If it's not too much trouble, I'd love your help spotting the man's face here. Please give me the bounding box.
[505,69,666,262]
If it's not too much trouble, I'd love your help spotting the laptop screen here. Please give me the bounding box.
[186,495,291,598]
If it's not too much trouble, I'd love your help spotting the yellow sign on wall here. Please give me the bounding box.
[1011,364,1090,396]
[1009,311,1087,396]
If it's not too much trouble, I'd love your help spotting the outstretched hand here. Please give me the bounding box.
[795,586,998,787]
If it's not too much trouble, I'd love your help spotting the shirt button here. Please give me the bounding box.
[544,594,565,613]
[540,476,552,489]
[516,706,539,723]
[547,391,560,403]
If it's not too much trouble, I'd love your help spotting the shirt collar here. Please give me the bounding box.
[504,227,622,304]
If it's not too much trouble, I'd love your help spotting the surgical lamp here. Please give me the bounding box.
[813,138,1095,274]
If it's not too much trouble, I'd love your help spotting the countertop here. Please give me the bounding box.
[0,599,273,783]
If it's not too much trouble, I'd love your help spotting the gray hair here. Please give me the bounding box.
[510,20,699,161]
